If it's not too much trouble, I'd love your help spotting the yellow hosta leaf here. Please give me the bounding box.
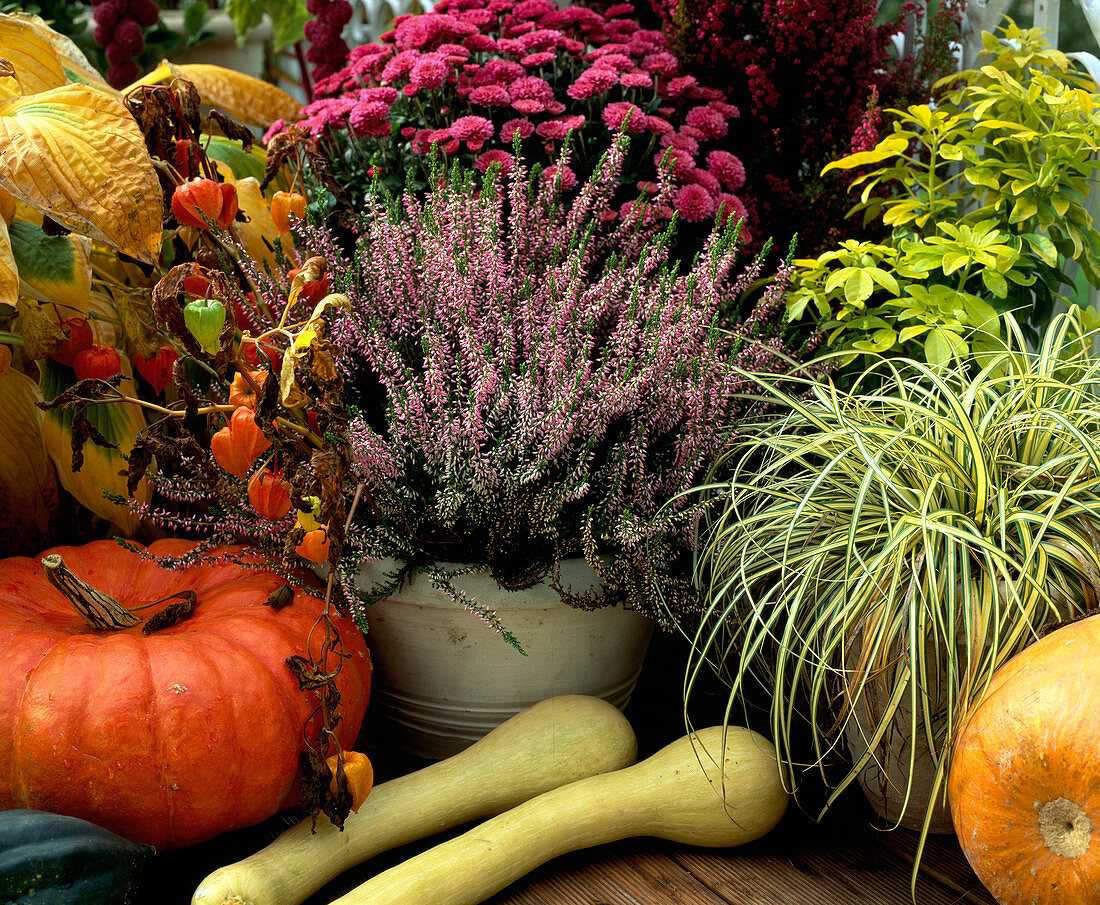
[0,215,16,309]
[0,84,163,263]
[130,61,300,128]
[0,14,66,99]
[233,176,292,274]
[0,366,59,556]
[8,13,115,94]
[39,355,149,535]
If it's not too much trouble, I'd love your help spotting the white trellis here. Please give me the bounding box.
[345,0,436,45]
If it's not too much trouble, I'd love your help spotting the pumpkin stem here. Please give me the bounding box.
[42,554,141,630]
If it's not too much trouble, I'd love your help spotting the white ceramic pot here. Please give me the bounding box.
[356,558,656,760]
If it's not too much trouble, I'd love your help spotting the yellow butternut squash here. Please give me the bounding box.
[329,724,788,905]
[192,695,637,905]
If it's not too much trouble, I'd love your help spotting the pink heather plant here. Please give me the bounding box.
[297,134,817,624]
[271,0,751,242]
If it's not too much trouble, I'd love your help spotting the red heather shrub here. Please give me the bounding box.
[270,0,752,240]
[651,0,963,255]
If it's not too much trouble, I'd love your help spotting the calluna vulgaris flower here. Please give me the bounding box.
[297,134,817,623]
[273,0,751,237]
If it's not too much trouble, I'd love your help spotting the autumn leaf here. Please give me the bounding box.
[0,366,60,556]
[0,14,66,99]
[9,220,90,316]
[39,355,150,535]
[130,61,300,128]
[0,215,16,310]
[16,296,65,359]
[233,176,293,274]
[0,84,163,263]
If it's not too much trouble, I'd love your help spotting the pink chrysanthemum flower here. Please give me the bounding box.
[685,104,728,139]
[661,131,699,155]
[511,98,544,115]
[655,146,694,179]
[686,167,721,194]
[521,51,557,67]
[619,70,653,89]
[641,51,678,75]
[409,52,450,89]
[663,75,698,98]
[602,101,645,133]
[469,84,511,106]
[566,66,616,99]
[380,49,420,83]
[474,149,514,173]
[536,119,571,140]
[349,100,393,137]
[541,163,578,190]
[500,118,535,140]
[715,193,749,235]
[464,33,498,52]
[509,75,554,103]
[591,52,632,72]
[674,183,715,222]
[606,3,635,16]
[450,115,495,141]
[645,115,673,135]
[706,150,746,190]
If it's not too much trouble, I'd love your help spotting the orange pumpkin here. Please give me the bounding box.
[949,614,1100,904]
[0,539,371,849]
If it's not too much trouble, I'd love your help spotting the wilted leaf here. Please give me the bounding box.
[0,215,16,309]
[0,365,60,555]
[0,15,66,99]
[0,84,163,263]
[8,220,90,315]
[111,285,162,360]
[16,295,65,359]
[131,61,300,128]
[39,355,150,534]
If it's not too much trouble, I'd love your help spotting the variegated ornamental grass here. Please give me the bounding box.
[686,310,1100,866]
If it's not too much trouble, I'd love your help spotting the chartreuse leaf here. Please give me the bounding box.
[0,366,59,555]
[226,0,310,51]
[205,134,268,183]
[129,61,300,127]
[0,85,163,263]
[8,219,90,316]
[39,355,149,534]
[822,135,911,174]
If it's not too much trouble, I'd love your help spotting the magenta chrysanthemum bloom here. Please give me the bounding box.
[715,193,749,232]
[545,100,566,115]
[707,150,746,190]
[685,104,728,139]
[476,59,525,85]
[661,131,699,155]
[512,0,557,18]
[497,38,526,54]
[464,33,498,52]
[359,86,399,103]
[511,98,544,115]
[591,52,632,72]
[687,167,721,194]
[674,183,715,222]
[409,53,450,89]
[380,49,420,83]
[641,51,678,75]
[566,66,616,99]
[519,28,562,50]
[500,117,535,140]
[535,119,571,140]
[263,119,286,143]
[663,75,698,98]
[460,8,496,28]
[606,3,635,16]
[656,146,695,179]
[349,100,393,137]
[450,115,495,141]
[708,99,740,119]
[469,84,511,106]
[541,163,577,190]
[437,42,470,58]
[509,75,554,103]
[644,115,673,135]
[602,101,645,133]
[474,149,514,173]
[619,70,653,89]
[521,51,557,67]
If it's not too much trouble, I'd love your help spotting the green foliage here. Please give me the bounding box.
[685,308,1100,870]
[225,0,309,51]
[789,24,1100,365]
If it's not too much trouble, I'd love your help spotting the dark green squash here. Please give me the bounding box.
[0,809,153,905]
